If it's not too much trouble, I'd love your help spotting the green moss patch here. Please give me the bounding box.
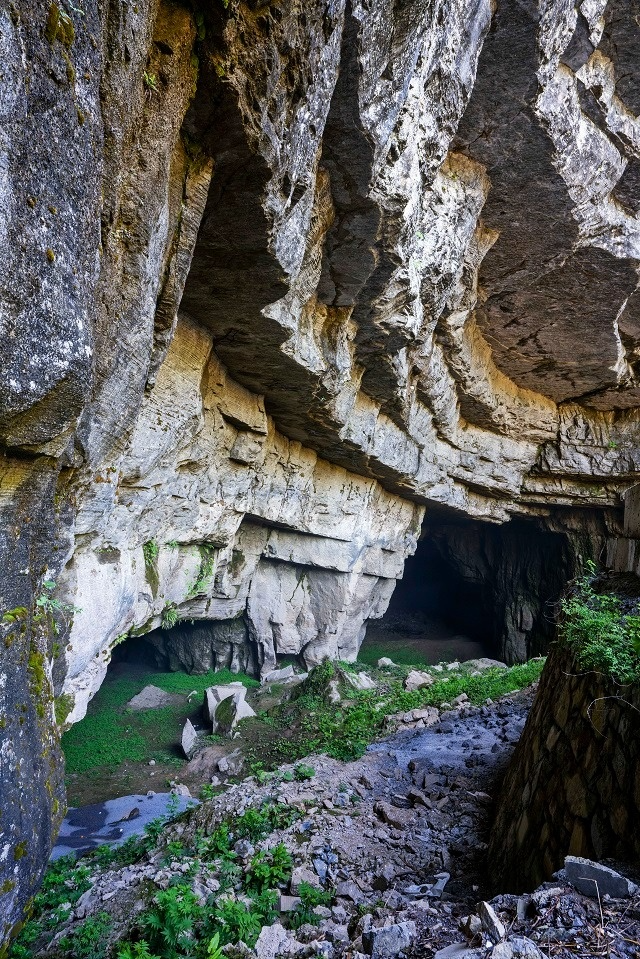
[62,667,258,801]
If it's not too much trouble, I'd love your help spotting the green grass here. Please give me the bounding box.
[243,658,544,768]
[62,669,258,775]
[357,641,431,667]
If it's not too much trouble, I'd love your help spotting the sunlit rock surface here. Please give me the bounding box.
[2,0,640,941]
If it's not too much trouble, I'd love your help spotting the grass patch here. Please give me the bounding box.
[243,658,544,768]
[62,668,258,775]
[559,563,640,684]
[357,640,431,667]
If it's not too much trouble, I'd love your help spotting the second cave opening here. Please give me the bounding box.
[361,510,574,667]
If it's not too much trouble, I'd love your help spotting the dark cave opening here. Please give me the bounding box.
[362,510,574,666]
[110,615,258,676]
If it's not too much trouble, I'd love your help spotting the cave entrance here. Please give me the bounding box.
[109,615,257,676]
[361,510,573,667]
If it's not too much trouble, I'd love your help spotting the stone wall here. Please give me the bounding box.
[488,646,640,893]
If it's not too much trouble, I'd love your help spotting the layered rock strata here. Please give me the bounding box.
[2,0,640,941]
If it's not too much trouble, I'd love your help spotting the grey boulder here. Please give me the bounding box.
[362,920,416,958]
[564,856,638,899]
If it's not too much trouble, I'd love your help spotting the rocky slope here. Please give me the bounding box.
[17,682,640,959]
[2,0,640,942]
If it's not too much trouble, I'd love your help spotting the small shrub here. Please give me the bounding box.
[58,912,112,959]
[245,843,292,893]
[294,763,315,781]
[291,882,333,928]
[141,884,203,958]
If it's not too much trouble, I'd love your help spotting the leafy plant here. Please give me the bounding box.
[559,562,640,683]
[117,942,161,959]
[161,603,179,630]
[143,71,159,91]
[8,855,94,957]
[188,545,216,598]
[34,580,80,634]
[58,912,113,959]
[291,882,333,928]
[245,843,292,893]
[294,763,315,781]
[212,890,277,948]
[142,540,159,564]
[141,884,204,959]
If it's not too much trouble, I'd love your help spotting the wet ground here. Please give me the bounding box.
[51,793,195,860]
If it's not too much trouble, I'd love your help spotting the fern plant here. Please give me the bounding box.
[559,562,640,684]
[141,884,203,959]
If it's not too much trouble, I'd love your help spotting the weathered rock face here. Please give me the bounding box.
[488,643,640,892]
[2,0,640,941]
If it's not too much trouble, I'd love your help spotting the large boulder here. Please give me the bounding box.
[213,691,256,736]
[126,685,183,710]
[203,681,246,725]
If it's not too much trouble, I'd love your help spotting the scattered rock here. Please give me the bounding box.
[335,879,364,904]
[291,866,321,894]
[127,685,182,710]
[203,682,246,725]
[404,670,434,692]
[460,914,483,939]
[373,800,413,830]
[492,938,545,959]
[217,749,244,777]
[372,863,397,891]
[362,920,416,958]
[214,691,256,735]
[170,784,191,798]
[464,659,508,672]
[434,946,482,959]
[564,856,638,899]
[377,657,395,668]
[277,894,301,913]
[181,719,198,758]
[478,901,506,942]
[262,665,296,684]
[345,671,377,691]
[254,922,288,959]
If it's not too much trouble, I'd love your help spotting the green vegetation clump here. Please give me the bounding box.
[161,603,179,631]
[559,563,640,684]
[58,912,113,959]
[188,545,216,598]
[7,855,92,958]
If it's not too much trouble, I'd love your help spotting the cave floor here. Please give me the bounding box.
[62,618,498,807]
[360,612,491,667]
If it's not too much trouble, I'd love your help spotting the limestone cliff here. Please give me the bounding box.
[2,0,640,942]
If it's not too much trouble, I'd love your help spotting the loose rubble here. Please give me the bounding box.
[28,677,640,959]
